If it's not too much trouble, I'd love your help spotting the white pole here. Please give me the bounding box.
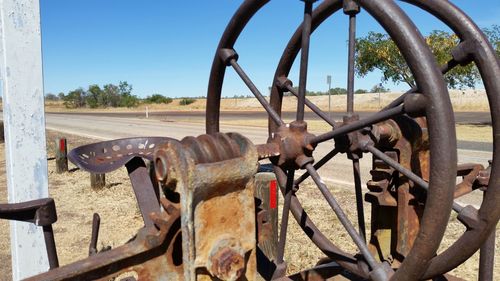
[0,0,50,279]
[146,106,149,119]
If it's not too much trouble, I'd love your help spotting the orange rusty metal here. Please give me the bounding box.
[367,116,429,266]
[154,132,259,281]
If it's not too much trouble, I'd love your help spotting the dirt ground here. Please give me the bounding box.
[0,130,498,280]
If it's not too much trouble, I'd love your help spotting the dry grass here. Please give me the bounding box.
[0,130,498,280]
[281,179,499,279]
[43,89,491,113]
[168,118,493,143]
[455,124,493,143]
[0,131,142,280]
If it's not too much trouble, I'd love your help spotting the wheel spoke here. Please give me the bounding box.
[297,0,314,122]
[219,49,285,126]
[383,59,460,110]
[285,83,337,128]
[365,145,463,212]
[351,157,366,241]
[345,4,358,114]
[294,148,339,186]
[276,167,295,265]
[309,105,405,145]
[304,163,383,273]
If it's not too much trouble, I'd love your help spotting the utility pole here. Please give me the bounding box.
[0,0,50,279]
[327,75,332,118]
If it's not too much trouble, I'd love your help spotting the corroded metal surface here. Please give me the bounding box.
[154,132,259,281]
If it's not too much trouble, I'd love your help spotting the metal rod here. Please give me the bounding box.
[309,105,404,145]
[229,59,285,126]
[352,158,366,241]
[305,163,381,272]
[382,59,460,110]
[276,169,295,264]
[365,145,463,212]
[294,148,339,186]
[346,14,356,114]
[42,225,59,269]
[286,84,336,128]
[297,0,313,122]
[89,213,100,256]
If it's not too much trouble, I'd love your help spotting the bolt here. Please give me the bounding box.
[207,240,246,281]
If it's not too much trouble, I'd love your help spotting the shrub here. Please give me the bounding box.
[119,94,140,108]
[145,94,173,104]
[179,98,196,106]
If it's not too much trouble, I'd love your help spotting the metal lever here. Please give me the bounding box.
[89,213,100,256]
[0,198,59,269]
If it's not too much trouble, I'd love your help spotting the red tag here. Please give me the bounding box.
[269,180,277,209]
[59,139,66,153]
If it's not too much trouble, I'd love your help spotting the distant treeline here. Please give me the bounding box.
[222,84,390,99]
[46,82,390,109]
[45,81,193,108]
[288,84,390,96]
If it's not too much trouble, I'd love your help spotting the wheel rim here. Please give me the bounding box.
[206,0,457,280]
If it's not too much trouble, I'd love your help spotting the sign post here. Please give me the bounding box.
[0,0,50,279]
[327,75,332,118]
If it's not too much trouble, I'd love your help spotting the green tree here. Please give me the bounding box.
[329,87,347,95]
[45,93,59,101]
[87,84,103,108]
[370,84,390,93]
[355,29,494,89]
[102,84,120,107]
[63,88,87,108]
[120,94,139,107]
[483,25,500,57]
[117,81,138,107]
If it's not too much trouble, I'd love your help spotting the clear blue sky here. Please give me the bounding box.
[40,0,499,98]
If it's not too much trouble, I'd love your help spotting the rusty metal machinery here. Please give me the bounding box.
[206,0,499,280]
[0,0,498,280]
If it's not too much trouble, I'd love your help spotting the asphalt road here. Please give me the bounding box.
[43,113,491,207]
[50,110,493,125]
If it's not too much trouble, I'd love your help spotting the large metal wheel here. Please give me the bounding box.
[203,0,495,280]
[268,0,500,279]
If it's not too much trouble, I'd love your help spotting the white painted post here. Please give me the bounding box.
[0,0,50,279]
[146,106,149,118]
